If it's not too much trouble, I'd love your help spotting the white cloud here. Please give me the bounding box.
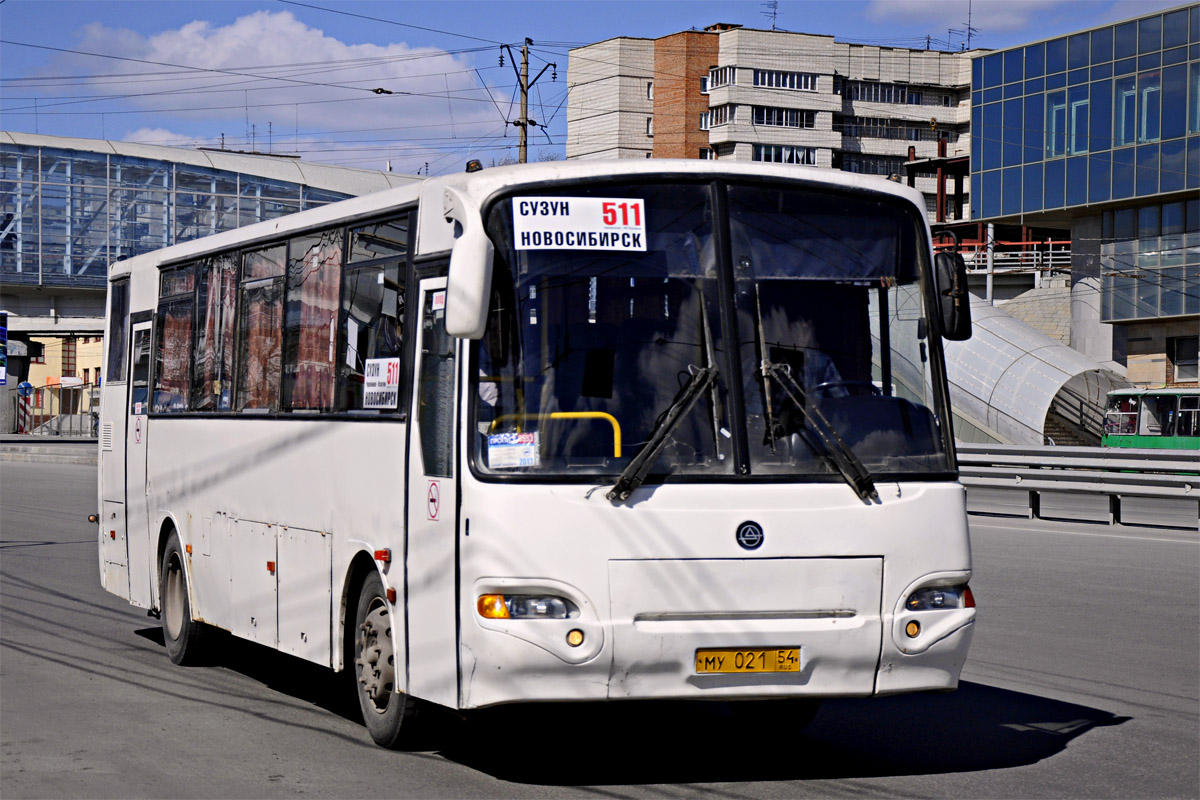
[55,11,516,174]
[121,127,208,148]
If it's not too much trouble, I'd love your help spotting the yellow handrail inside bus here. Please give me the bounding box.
[489,412,622,458]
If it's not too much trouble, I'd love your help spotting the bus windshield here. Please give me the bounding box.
[473,180,951,484]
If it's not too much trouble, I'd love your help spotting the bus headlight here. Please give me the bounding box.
[905,585,975,611]
[477,594,578,620]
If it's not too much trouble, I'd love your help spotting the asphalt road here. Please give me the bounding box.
[2,461,1197,799]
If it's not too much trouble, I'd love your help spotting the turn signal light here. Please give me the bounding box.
[477,594,509,619]
[906,621,921,638]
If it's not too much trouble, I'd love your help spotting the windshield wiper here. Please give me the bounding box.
[753,285,879,503]
[607,364,718,502]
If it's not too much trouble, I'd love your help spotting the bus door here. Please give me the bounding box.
[405,277,459,707]
[125,321,155,608]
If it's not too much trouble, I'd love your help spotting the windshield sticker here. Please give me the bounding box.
[363,357,401,409]
[512,197,646,251]
[488,432,540,468]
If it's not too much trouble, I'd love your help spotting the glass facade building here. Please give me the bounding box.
[969,5,1199,386]
[1,143,355,291]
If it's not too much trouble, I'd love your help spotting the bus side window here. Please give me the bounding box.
[130,329,151,413]
[192,254,237,411]
[236,245,286,412]
[106,279,130,383]
[283,228,343,412]
[154,264,195,413]
[418,290,455,478]
[1178,397,1199,438]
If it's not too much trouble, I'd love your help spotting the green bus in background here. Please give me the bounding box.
[1103,388,1200,450]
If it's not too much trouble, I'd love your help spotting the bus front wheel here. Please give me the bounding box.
[353,572,420,748]
[160,532,207,665]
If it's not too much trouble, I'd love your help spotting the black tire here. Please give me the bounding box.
[353,571,421,748]
[160,531,207,666]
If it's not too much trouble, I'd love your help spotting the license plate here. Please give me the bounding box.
[695,648,800,674]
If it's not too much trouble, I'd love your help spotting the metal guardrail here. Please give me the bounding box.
[14,381,99,437]
[957,443,1198,530]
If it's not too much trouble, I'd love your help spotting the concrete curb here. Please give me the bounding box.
[1,452,98,465]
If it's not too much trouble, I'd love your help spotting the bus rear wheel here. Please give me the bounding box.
[160,532,207,665]
[353,572,420,748]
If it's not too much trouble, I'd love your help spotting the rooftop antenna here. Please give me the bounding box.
[761,0,779,31]
[964,0,980,49]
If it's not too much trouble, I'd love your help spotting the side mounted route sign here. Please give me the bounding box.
[512,197,647,251]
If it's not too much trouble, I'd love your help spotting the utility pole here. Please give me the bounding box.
[520,40,529,163]
[502,39,556,163]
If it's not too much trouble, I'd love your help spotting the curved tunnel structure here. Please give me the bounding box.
[944,297,1131,445]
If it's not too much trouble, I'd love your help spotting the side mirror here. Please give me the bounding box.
[442,186,493,339]
[933,251,972,341]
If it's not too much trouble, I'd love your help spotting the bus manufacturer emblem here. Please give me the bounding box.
[736,521,764,550]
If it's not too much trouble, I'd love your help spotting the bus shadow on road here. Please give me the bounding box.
[441,682,1130,785]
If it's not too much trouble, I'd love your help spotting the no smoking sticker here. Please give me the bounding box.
[427,480,440,521]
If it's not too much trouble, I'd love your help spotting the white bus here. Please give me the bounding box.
[95,159,977,747]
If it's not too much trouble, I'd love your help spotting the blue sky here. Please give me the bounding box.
[0,0,1183,175]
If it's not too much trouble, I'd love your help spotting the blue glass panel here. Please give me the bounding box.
[1002,167,1022,215]
[1069,33,1090,69]
[1188,136,1200,189]
[1163,9,1188,48]
[1088,152,1111,202]
[1024,77,1045,94]
[1139,204,1160,237]
[1163,201,1184,234]
[983,102,1003,170]
[1192,6,1200,44]
[1004,83,1024,99]
[1115,74,1138,146]
[1162,47,1186,65]
[1114,22,1137,60]
[1092,26,1114,63]
[1114,57,1136,76]
[1068,68,1089,86]
[1161,64,1187,141]
[1023,163,1044,211]
[1160,137,1186,192]
[1025,42,1045,79]
[1044,158,1066,208]
[1159,267,1185,317]
[1003,97,1023,166]
[1024,93,1045,162]
[973,57,984,89]
[1189,63,1199,135]
[1193,44,1200,60]
[983,53,1003,88]
[1046,72,1067,90]
[982,170,1002,217]
[1112,147,1135,198]
[971,172,981,218]
[973,90,982,106]
[1138,71,1161,143]
[1091,62,1113,80]
[1046,38,1067,73]
[983,86,1003,103]
[1068,84,1090,154]
[1090,79,1113,151]
[1004,49,1023,84]
[1046,90,1067,158]
[1138,15,1162,55]
[1135,157,1164,202]
[1066,155,1088,206]
[1137,53,1160,71]
[1114,207,1136,238]
[971,104,983,165]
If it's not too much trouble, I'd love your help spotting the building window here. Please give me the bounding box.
[700,75,710,95]
[943,95,953,107]
[846,80,936,105]
[62,338,77,378]
[82,367,90,384]
[646,117,653,137]
[708,66,736,89]
[699,111,710,131]
[709,104,736,126]
[752,106,814,128]
[752,144,817,165]
[841,154,907,175]
[907,90,923,105]
[1046,91,1067,157]
[753,69,817,91]
[841,115,952,142]
[1172,336,1199,382]
[647,81,653,100]
[700,148,715,160]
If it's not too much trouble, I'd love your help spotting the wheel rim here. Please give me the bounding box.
[355,598,395,713]
[164,552,185,640]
